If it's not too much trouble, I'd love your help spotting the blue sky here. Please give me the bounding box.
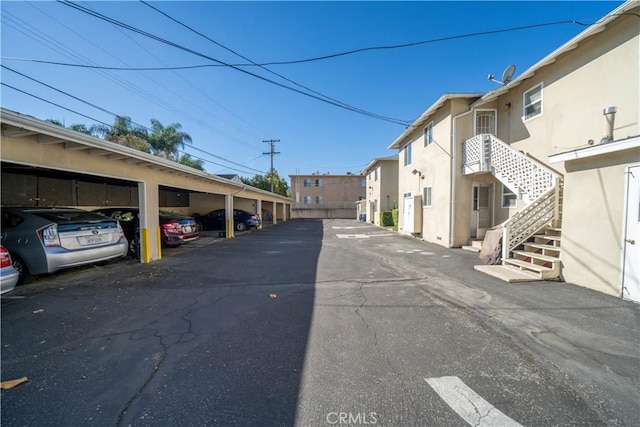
[1,1,623,183]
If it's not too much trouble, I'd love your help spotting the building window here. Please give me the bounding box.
[315,178,322,187]
[373,199,378,212]
[359,179,366,187]
[475,110,496,136]
[374,167,378,181]
[423,186,432,207]
[502,184,517,208]
[303,195,312,204]
[404,142,412,166]
[303,178,312,187]
[403,192,411,198]
[523,83,543,121]
[424,122,433,146]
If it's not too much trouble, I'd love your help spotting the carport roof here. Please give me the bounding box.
[1,108,289,202]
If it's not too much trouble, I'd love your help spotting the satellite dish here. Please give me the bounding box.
[501,64,516,85]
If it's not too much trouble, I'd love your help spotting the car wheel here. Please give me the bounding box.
[11,254,34,286]
[129,234,140,258]
[196,221,204,232]
[236,222,247,232]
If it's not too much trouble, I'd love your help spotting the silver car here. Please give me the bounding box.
[1,207,128,285]
[0,245,18,294]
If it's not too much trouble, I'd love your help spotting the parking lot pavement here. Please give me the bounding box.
[1,218,638,426]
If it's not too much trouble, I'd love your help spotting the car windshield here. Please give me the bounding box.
[159,210,187,219]
[32,210,114,223]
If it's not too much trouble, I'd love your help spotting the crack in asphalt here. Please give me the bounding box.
[353,282,420,415]
[115,288,233,426]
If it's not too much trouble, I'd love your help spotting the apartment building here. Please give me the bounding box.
[290,173,366,219]
[361,155,399,225]
[388,1,639,301]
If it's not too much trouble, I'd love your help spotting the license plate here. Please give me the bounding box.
[83,236,104,245]
[183,226,193,233]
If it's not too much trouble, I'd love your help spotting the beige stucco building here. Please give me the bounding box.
[361,155,398,225]
[389,1,639,301]
[289,173,366,219]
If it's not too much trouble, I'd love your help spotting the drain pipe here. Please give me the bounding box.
[450,108,473,248]
[600,106,617,144]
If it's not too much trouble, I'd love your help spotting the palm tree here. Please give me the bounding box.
[91,116,150,152]
[91,116,147,141]
[68,124,92,135]
[178,154,205,171]
[147,119,192,161]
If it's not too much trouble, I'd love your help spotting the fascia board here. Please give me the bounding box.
[549,137,640,163]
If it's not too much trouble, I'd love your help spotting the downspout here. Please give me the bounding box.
[450,109,473,247]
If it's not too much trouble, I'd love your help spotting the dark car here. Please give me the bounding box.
[92,208,199,256]
[193,209,261,232]
[1,207,128,285]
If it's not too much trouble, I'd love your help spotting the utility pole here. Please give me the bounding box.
[263,139,280,193]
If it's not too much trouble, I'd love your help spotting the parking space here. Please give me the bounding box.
[1,110,291,283]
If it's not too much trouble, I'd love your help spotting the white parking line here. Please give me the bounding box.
[425,376,523,427]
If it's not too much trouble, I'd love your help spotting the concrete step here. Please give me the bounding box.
[503,258,553,274]
[474,264,540,283]
[523,242,561,252]
[512,250,560,264]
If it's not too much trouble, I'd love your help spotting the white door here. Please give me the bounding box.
[403,196,414,233]
[472,184,493,238]
[621,165,639,302]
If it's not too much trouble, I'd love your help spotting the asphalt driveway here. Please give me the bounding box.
[2,219,638,426]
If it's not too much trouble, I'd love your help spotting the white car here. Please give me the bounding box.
[0,246,19,295]
[1,207,128,285]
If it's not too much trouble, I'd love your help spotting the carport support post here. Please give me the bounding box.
[225,194,234,239]
[138,181,161,263]
[272,201,278,225]
[256,199,263,229]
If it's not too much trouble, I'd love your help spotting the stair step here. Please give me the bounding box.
[503,258,553,273]
[534,234,561,241]
[545,227,562,232]
[474,265,540,283]
[512,250,560,263]
[523,242,561,252]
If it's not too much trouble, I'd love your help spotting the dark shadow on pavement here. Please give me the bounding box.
[1,219,323,426]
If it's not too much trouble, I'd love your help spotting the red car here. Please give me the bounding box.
[92,208,199,256]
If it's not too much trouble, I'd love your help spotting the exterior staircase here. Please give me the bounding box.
[463,134,563,282]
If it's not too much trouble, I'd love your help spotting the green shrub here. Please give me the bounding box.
[381,211,394,227]
[391,208,399,231]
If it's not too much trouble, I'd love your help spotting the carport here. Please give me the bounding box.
[1,108,291,263]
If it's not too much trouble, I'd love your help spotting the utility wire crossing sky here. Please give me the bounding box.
[0,1,623,180]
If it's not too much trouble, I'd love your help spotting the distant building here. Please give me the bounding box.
[289,173,366,219]
[216,174,243,183]
[361,155,399,225]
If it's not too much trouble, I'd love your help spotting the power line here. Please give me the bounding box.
[1,78,265,175]
[3,18,600,71]
[140,0,409,126]
[15,2,264,150]
[56,0,411,126]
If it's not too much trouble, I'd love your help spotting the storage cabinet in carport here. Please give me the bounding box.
[1,171,138,207]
